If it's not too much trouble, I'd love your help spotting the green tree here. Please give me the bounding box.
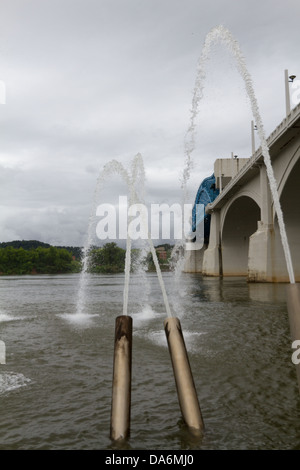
[0,245,81,275]
[88,243,126,273]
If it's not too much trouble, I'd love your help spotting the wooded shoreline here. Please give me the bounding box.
[0,240,173,275]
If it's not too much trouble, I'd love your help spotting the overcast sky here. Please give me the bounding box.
[0,0,299,247]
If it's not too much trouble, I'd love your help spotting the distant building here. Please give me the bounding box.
[156,246,167,260]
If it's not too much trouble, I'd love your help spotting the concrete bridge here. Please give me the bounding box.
[184,102,300,282]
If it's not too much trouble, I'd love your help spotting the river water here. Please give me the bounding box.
[0,272,299,450]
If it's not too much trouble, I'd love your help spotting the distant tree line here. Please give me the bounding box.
[0,240,82,260]
[0,240,51,250]
[0,246,81,275]
[0,240,174,275]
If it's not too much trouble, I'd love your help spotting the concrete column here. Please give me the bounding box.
[248,166,274,281]
[202,209,222,276]
[231,152,234,178]
[248,221,274,282]
[260,164,273,225]
[183,245,206,273]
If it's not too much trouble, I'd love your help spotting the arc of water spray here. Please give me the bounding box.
[77,153,172,317]
[122,154,148,316]
[182,24,295,284]
[76,159,131,315]
[116,154,172,317]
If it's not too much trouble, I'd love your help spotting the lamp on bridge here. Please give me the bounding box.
[251,121,258,156]
[285,69,297,116]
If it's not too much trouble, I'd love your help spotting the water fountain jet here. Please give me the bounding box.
[183,24,300,395]
[91,154,178,440]
[184,24,295,284]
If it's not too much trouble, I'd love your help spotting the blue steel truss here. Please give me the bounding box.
[191,174,219,243]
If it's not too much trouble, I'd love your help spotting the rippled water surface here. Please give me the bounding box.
[0,273,299,450]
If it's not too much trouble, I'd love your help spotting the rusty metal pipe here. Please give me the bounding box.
[110,315,132,441]
[164,317,204,433]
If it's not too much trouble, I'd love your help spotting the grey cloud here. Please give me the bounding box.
[0,0,299,245]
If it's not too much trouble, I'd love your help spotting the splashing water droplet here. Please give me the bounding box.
[176,24,295,285]
[76,153,173,319]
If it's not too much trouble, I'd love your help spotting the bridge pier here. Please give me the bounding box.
[248,222,275,282]
[183,245,207,273]
[202,209,222,276]
[248,166,275,281]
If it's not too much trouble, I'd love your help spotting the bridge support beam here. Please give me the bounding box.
[259,165,273,226]
[183,245,207,273]
[248,222,274,282]
[247,164,276,282]
[202,210,222,276]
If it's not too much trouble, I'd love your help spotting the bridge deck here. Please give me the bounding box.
[206,102,300,213]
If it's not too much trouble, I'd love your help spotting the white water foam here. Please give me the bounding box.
[0,312,27,322]
[145,329,206,351]
[131,305,163,328]
[57,312,99,327]
[0,372,31,395]
[146,330,167,348]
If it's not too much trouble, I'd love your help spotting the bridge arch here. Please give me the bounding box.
[220,190,261,229]
[274,154,300,280]
[278,143,300,199]
[221,195,260,276]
